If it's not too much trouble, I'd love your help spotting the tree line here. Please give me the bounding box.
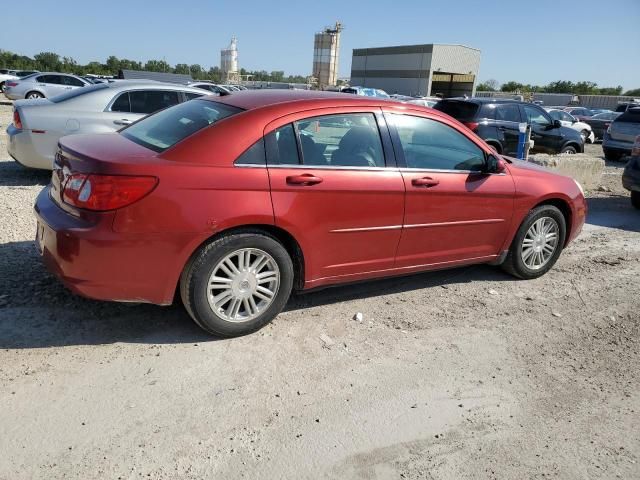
[0,49,309,84]
[477,78,640,97]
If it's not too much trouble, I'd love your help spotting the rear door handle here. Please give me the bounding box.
[114,119,132,126]
[286,173,323,185]
[412,177,439,187]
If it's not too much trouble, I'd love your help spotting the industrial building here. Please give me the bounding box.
[221,36,239,84]
[350,44,481,97]
[312,22,343,90]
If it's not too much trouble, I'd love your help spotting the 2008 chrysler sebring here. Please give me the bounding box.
[33,91,586,337]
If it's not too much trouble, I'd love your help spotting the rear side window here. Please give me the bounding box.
[235,139,266,165]
[265,124,300,165]
[391,114,485,171]
[121,99,242,152]
[495,104,522,123]
[62,76,85,87]
[295,113,385,167]
[129,90,180,114]
[433,101,479,122]
[185,92,205,100]
[617,109,640,123]
[111,92,132,112]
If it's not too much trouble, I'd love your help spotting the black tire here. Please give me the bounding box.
[580,130,592,143]
[501,205,567,279]
[180,231,294,337]
[25,91,44,99]
[632,191,640,210]
[0,82,5,93]
[561,145,577,154]
[604,149,622,161]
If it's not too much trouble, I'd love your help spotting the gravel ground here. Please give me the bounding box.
[0,104,638,479]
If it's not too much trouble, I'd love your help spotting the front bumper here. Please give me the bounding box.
[34,187,189,305]
[6,124,54,170]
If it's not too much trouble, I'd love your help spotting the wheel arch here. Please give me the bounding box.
[532,197,573,246]
[180,224,306,295]
[562,140,583,153]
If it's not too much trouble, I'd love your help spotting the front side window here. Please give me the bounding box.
[294,113,385,167]
[524,105,551,126]
[561,112,575,122]
[185,92,205,100]
[129,90,180,114]
[121,99,242,153]
[391,114,486,171]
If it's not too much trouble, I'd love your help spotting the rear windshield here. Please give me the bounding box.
[121,99,242,152]
[616,108,640,123]
[50,83,109,103]
[432,100,480,122]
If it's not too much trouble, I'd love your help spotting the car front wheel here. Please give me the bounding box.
[502,205,566,279]
[180,231,294,337]
[561,145,577,154]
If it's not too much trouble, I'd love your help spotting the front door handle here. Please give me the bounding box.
[286,173,323,185]
[114,119,132,126]
[412,177,439,187]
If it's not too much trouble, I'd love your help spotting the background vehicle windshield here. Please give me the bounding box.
[121,99,242,152]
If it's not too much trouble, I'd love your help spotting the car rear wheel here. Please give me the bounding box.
[501,205,566,279]
[180,232,294,337]
[0,82,5,93]
[561,145,577,154]
[26,91,44,99]
[632,191,640,210]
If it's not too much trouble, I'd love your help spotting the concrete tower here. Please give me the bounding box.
[221,36,239,83]
[312,22,343,90]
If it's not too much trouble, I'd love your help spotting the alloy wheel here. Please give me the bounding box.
[206,248,280,323]
[520,217,559,270]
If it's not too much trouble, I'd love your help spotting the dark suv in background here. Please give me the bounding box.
[433,98,584,156]
[603,107,640,161]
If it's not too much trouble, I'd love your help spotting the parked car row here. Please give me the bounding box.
[0,69,40,92]
[432,98,585,156]
[7,81,207,169]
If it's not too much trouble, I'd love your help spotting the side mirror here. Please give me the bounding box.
[486,154,506,174]
[553,119,562,128]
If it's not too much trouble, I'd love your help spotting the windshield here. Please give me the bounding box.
[121,99,243,153]
[50,83,109,103]
[433,100,480,122]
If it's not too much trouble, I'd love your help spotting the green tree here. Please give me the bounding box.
[174,63,190,75]
[624,88,640,96]
[144,59,170,72]
[501,81,525,92]
[34,52,62,71]
[189,64,203,79]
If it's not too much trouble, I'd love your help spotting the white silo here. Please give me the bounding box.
[221,36,239,83]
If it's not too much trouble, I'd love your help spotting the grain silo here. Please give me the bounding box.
[221,36,239,83]
[312,22,343,90]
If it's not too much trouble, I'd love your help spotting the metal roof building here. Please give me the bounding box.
[118,69,192,84]
[350,44,481,97]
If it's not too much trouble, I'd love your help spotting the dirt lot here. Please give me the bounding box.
[0,103,638,479]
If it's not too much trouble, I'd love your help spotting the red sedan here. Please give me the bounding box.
[34,91,587,336]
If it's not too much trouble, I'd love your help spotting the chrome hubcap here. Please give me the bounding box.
[521,217,559,270]
[207,248,280,323]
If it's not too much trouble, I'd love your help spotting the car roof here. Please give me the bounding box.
[205,89,397,110]
[439,97,522,104]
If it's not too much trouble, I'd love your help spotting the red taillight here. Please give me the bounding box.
[463,122,479,131]
[62,173,158,211]
[13,110,22,129]
[7,81,18,87]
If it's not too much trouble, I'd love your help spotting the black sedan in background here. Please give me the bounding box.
[584,112,621,140]
[622,138,640,209]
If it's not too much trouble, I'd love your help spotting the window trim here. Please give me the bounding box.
[384,111,492,172]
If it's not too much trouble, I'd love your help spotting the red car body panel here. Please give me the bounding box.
[34,91,587,305]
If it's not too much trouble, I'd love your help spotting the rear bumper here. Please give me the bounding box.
[34,187,190,305]
[6,124,53,170]
[603,135,632,154]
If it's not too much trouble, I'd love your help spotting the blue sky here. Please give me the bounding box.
[2,0,639,89]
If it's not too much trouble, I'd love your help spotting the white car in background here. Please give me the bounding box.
[0,70,19,93]
[546,108,595,143]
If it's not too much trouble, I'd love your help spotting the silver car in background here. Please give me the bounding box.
[7,81,208,170]
[3,72,92,100]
